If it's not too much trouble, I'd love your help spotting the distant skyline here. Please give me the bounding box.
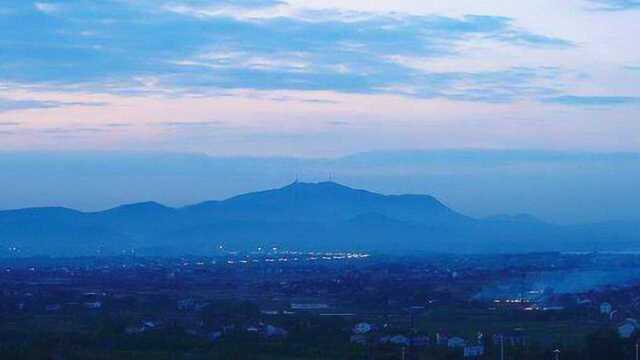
[1,0,639,156]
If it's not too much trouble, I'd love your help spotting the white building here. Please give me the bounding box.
[448,337,466,348]
[600,302,613,315]
[464,345,485,358]
[617,319,639,338]
[353,322,373,334]
[389,335,410,346]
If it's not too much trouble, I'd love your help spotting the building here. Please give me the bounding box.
[353,322,373,334]
[448,337,466,348]
[84,301,102,309]
[350,334,368,345]
[389,335,410,346]
[600,302,613,315]
[617,319,639,339]
[464,345,485,358]
[411,335,430,347]
[290,303,329,310]
[264,324,288,339]
[493,331,528,347]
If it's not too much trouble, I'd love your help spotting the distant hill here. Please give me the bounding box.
[184,181,465,223]
[0,182,638,256]
[484,213,546,224]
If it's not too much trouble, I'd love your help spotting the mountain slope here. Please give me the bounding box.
[183,181,466,224]
[0,182,638,256]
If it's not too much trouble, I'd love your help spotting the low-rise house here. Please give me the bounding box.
[464,345,485,358]
[84,301,102,309]
[600,302,613,315]
[389,335,410,346]
[246,325,259,333]
[261,310,279,315]
[350,334,368,345]
[45,304,61,312]
[177,298,195,310]
[125,320,161,335]
[435,332,449,346]
[493,331,528,347]
[208,330,223,343]
[610,310,625,322]
[264,324,288,339]
[411,335,430,347]
[353,322,373,334]
[448,337,466,348]
[617,318,639,338]
[290,303,329,310]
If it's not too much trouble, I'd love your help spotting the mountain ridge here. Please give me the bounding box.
[0,181,637,256]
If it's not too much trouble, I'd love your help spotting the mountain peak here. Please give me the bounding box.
[283,180,351,190]
[214,180,462,224]
[104,201,173,214]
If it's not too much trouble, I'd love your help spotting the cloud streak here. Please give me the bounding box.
[0,97,106,113]
[0,1,573,103]
[542,95,640,106]
[586,0,640,11]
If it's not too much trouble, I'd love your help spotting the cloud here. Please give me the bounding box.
[542,95,640,106]
[586,0,640,10]
[39,127,108,134]
[0,97,106,113]
[33,2,60,14]
[162,0,287,19]
[0,1,573,103]
[0,121,21,126]
[155,121,225,127]
[327,120,349,126]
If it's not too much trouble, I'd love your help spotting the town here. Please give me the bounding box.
[2,251,640,359]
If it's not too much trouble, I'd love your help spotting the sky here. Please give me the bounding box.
[0,1,639,222]
[0,0,639,156]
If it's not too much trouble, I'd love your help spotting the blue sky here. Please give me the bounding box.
[0,0,638,156]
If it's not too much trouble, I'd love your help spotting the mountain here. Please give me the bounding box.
[484,213,546,224]
[184,181,465,223]
[0,182,638,256]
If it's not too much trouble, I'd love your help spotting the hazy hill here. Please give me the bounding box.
[0,182,637,256]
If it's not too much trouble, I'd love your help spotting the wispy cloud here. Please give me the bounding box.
[39,127,109,134]
[33,2,61,14]
[155,121,225,127]
[542,95,640,106]
[0,97,106,113]
[327,120,350,126]
[0,1,573,103]
[586,0,640,10]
